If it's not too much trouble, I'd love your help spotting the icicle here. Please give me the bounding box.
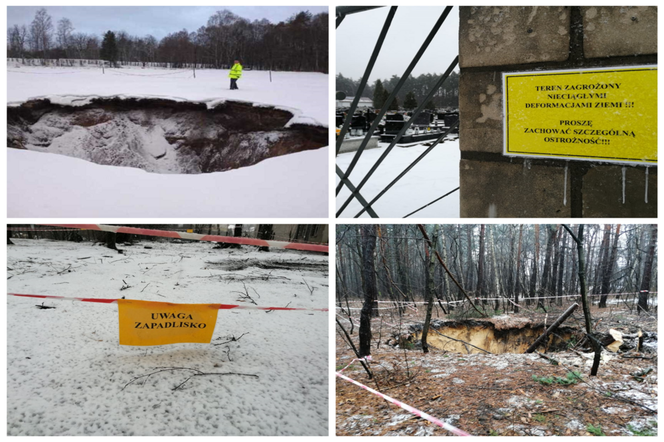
[563,162,568,206]
[644,167,649,203]
[523,159,532,172]
[621,167,626,204]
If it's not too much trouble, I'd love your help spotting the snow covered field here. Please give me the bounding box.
[7,238,329,436]
[336,138,460,218]
[7,65,329,217]
[7,65,327,123]
[8,148,327,218]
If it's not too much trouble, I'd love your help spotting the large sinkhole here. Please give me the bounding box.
[409,318,581,354]
[7,97,328,174]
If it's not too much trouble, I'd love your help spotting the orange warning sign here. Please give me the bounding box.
[118,299,220,346]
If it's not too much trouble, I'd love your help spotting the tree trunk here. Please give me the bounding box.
[507,226,516,304]
[359,225,378,357]
[488,225,501,311]
[551,226,562,302]
[421,225,437,353]
[465,225,473,292]
[105,232,118,250]
[257,224,274,252]
[529,225,540,306]
[540,225,557,306]
[596,225,612,307]
[514,225,524,313]
[569,224,592,334]
[599,224,621,308]
[638,225,657,314]
[556,232,566,305]
[477,224,486,304]
[439,226,451,305]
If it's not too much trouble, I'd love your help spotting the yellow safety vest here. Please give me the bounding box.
[229,63,243,79]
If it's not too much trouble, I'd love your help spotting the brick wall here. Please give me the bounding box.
[458,6,657,217]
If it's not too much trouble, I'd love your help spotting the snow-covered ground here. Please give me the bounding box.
[7,238,329,436]
[8,148,327,218]
[7,65,329,217]
[336,138,460,218]
[7,65,327,124]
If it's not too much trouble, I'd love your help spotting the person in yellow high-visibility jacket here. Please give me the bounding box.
[229,59,243,90]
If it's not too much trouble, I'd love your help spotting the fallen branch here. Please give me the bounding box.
[303,278,315,295]
[57,264,72,275]
[620,354,655,360]
[525,303,578,353]
[35,302,56,310]
[232,282,259,305]
[121,367,258,392]
[536,353,559,365]
[213,332,249,346]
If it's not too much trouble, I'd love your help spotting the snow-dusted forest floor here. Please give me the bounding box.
[7,238,329,436]
[336,304,657,436]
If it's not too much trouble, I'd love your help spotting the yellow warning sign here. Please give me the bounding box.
[118,299,220,346]
[503,66,657,164]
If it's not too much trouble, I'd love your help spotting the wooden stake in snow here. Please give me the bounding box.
[524,303,578,353]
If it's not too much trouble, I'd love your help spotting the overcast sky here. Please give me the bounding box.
[337,6,459,82]
[7,6,328,40]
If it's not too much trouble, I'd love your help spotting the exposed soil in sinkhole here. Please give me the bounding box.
[409,318,580,354]
[7,97,328,174]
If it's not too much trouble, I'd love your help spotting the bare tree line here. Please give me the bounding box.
[336,224,658,317]
[8,7,328,72]
[336,71,460,109]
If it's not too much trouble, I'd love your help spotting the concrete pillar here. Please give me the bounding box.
[458,6,657,217]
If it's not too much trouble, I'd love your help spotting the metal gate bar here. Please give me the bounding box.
[336,6,383,28]
[337,56,459,217]
[336,7,397,156]
[336,6,453,196]
[335,166,379,218]
[353,120,460,217]
[336,6,459,218]
[403,187,460,218]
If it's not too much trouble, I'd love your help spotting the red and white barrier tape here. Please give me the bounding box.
[337,302,465,311]
[8,293,327,312]
[338,355,372,373]
[336,315,401,328]
[339,292,658,309]
[336,367,470,436]
[8,227,79,232]
[40,224,329,254]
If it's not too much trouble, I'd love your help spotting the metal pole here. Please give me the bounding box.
[338,56,459,217]
[354,119,459,217]
[336,7,397,156]
[335,166,379,217]
[336,7,453,197]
